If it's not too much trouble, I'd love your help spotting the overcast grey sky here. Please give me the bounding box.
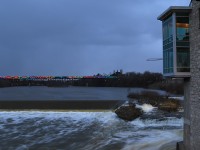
[0,0,189,76]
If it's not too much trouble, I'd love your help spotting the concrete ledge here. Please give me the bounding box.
[0,100,125,110]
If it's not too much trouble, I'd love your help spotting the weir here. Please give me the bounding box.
[0,100,125,110]
[158,0,200,149]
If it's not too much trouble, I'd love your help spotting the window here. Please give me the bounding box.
[176,23,189,41]
[176,48,190,72]
[176,16,189,42]
[175,13,190,73]
[163,17,173,40]
[163,16,174,74]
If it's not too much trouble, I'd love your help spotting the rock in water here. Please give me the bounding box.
[115,104,143,121]
[158,101,179,112]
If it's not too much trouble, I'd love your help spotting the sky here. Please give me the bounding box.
[0,0,189,76]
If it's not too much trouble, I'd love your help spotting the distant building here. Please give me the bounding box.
[112,69,123,77]
[158,0,200,149]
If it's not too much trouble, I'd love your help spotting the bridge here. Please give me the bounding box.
[0,75,118,81]
[0,75,119,87]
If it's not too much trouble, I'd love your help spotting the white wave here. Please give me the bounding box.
[122,129,183,150]
[0,111,183,128]
[131,117,183,128]
[0,111,183,150]
[169,96,184,100]
[136,104,156,113]
[15,145,29,150]
[0,111,119,126]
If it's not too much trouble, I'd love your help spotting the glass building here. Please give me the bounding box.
[158,6,191,77]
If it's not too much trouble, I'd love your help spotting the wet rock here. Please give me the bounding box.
[140,108,183,120]
[128,91,182,112]
[158,101,179,112]
[115,104,143,121]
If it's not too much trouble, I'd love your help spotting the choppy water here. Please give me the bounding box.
[0,111,183,150]
[0,87,183,150]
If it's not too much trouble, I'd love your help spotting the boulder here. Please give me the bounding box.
[158,101,179,112]
[115,104,143,121]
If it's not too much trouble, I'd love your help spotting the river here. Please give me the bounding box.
[0,86,168,101]
[0,86,183,150]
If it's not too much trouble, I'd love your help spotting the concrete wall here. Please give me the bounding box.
[184,1,200,149]
[184,79,191,150]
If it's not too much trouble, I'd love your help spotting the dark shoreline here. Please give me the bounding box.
[0,100,125,110]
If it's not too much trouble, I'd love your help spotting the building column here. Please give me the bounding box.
[186,1,200,149]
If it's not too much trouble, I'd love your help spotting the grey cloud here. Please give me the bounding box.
[0,0,189,75]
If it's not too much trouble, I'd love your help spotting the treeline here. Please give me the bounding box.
[74,71,184,94]
[0,79,69,87]
[0,71,184,94]
[74,71,163,88]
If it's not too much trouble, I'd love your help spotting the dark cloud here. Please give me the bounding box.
[0,0,189,75]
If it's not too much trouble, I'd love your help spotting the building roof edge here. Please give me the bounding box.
[157,6,192,21]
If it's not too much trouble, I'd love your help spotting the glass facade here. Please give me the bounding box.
[162,11,190,76]
[176,12,190,72]
[163,16,174,74]
[159,7,191,77]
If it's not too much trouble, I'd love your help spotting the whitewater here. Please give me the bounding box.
[0,87,183,149]
[0,110,183,150]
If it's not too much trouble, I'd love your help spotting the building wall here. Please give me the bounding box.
[185,1,200,149]
[184,79,191,150]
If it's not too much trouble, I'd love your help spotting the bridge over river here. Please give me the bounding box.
[0,75,119,87]
[0,75,117,81]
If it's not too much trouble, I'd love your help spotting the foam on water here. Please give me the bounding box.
[122,129,183,150]
[0,111,114,125]
[136,103,156,113]
[131,117,183,128]
[169,96,184,101]
[0,111,183,150]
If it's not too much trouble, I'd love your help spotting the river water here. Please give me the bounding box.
[0,86,183,150]
[0,86,168,101]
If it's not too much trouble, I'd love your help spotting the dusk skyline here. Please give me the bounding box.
[0,0,189,76]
